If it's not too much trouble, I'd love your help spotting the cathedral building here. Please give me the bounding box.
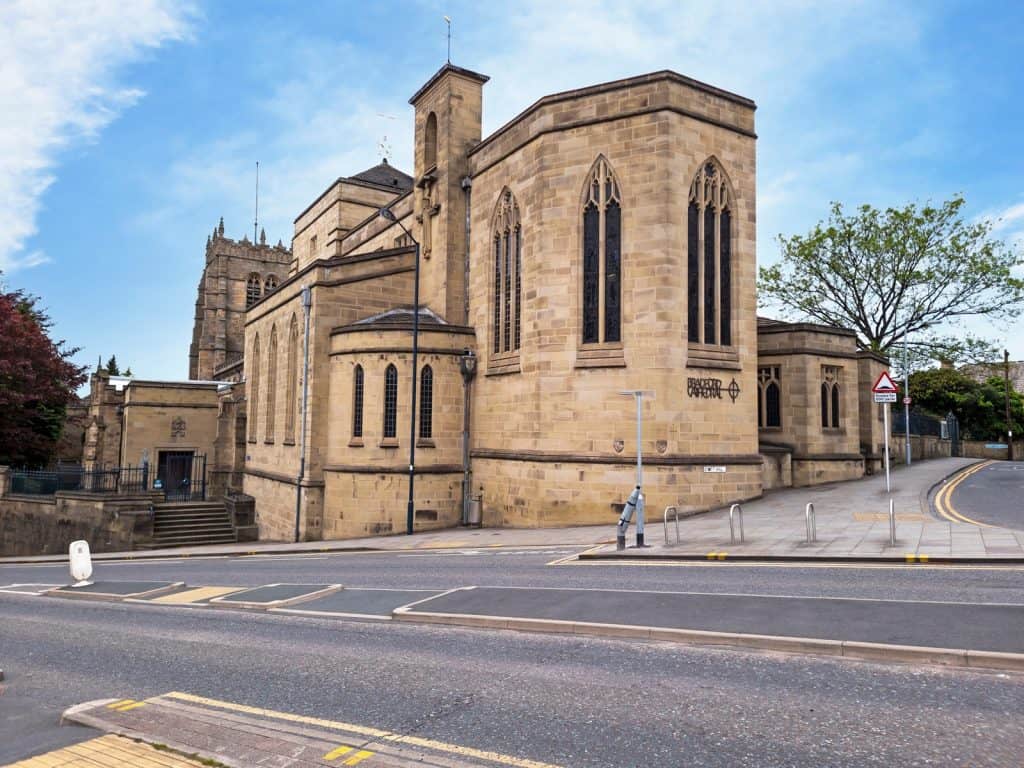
[176,63,890,541]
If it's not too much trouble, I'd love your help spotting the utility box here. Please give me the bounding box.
[466,495,483,527]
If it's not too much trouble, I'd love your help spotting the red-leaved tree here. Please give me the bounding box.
[0,277,87,466]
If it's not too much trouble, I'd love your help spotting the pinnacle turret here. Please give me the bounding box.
[260,227,267,245]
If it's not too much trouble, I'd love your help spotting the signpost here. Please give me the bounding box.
[872,371,899,492]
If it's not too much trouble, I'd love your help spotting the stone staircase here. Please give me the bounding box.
[151,501,237,548]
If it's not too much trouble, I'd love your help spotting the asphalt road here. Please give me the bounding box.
[3,548,1024,603]
[949,460,1024,529]
[2,591,1022,767]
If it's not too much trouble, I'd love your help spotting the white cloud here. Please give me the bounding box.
[0,0,194,272]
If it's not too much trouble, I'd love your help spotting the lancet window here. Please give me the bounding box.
[758,365,782,428]
[383,364,398,439]
[492,190,521,355]
[687,159,732,346]
[581,156,622,345]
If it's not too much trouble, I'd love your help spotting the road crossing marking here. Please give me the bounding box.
[149,586,245,604]
[107,698,147,712]
[323,744,375,764]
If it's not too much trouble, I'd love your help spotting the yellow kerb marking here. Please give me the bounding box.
[905,554,916,563]
[324,745,354,760]
[115,701,147,712]
[717,552,727,560]
[344,750,375,766]
[150,586,245,604]
[107,699,133,709]
[919,554,929,563]
[164,691,563,768]
[707,551,718,560]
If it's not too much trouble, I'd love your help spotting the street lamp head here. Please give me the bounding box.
[378,207,397,222]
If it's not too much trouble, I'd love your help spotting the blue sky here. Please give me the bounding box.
[3,0,1024,384]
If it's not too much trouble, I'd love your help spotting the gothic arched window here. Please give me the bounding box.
[688,159,733,346]
[383,364,398,439]
[581,156,622,345]
[352,365,364,439]
[265,325,278,442]
[821,365,841,429]
[285,315,298,442]
[248,335,260,442]
[419,365,433,440]
[264,275,278,293]
[491,189,521,355]
[246,274,262,308]
[758,365,782,428]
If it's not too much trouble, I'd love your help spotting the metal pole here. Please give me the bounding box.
[294,285,312,543]
[635,392,644,547]
[406,241,421,535]
[883,403,891,493]
[888,498,896,547]
[1005,349,1014,461]
[904,331,911,466]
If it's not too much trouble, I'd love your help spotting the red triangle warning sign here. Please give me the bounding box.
[872,371,899,393]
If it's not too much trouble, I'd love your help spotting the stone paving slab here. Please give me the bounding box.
[400,586,1024,653]
[593,457,1024,561]
[63,693,561,768]
[2,733,208,768]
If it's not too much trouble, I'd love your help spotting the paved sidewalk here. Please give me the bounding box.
[0,524,613,565]
[588,457,1024,561]
[3,733,208,768]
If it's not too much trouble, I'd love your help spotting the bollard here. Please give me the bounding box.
[663,506,680,545]
[805,503,817,544]
[888,498,896,547]
[729,503,745,544]
[616,487,641,550]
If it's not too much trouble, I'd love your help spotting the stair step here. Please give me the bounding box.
[154,515,232,524]
[152,534,237,544]
[154,525,234,535]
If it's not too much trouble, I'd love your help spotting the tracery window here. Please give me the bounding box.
[821,365,842,429]
[581,156,622,345]
[491,189,521,355]
[419,365,433,440]
[265,326,278,442]
[352,365,364,439]
[383,364,398,439]
[248,335,260,442]
[246,274,262,308]
[264,275,278,293]
[285,315,298,442]
[687,159,732,346]
[758,365,782,429]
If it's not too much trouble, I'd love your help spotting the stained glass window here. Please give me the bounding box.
[581,156,622,345]
[352,365,364,438]
[419,365,433,439]
[492,190,522,355]
[688,159,734,347]
[383,364,398,439]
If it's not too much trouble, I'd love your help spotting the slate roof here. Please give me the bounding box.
[348,160,413,192]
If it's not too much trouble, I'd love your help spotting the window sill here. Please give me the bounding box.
[687,343,741,370]
[575,343,625,369]
[487,352,521,376]
[758,426,783,432]
[283,439,296,446]
[416,438,435,448]
[379,438,400,449]
[264,438,275,445]
[247,438,257,445]
[348,438,364,448]
[822,427,846,434]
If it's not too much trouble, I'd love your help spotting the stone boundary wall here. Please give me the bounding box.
[0,466,158,556]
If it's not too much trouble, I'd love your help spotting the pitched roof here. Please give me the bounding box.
[348,160,413,191]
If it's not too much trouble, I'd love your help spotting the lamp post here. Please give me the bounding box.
[1005,349,1014,462]
[379,206,421,535]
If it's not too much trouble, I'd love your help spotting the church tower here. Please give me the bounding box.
[408,63,488,324]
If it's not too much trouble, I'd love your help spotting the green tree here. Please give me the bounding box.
[105,355,120,376]
[759,197,1024,368]
[908,368,1024,441]
[0,273,87,466]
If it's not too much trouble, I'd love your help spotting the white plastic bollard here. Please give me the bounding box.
[69,540,94,587]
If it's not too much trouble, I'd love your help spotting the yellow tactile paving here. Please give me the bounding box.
[149,586,244,604]
[2,734,205,768]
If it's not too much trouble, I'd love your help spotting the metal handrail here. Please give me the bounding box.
[729,503,745,544]
[663,505,681,545]
[805,502,817,544]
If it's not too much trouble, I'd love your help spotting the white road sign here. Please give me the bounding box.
[874,391,898,403]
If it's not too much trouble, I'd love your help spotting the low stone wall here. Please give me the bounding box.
[0,492,157,557]
[885,435,952,465]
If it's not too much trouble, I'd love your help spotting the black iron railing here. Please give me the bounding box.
[9,464,150,496]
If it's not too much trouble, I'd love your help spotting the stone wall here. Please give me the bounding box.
[0,469,157,556]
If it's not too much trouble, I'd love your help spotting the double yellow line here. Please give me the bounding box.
[933,461,995,527]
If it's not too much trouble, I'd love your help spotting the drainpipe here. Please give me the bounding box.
[459,350,477,524]
[294,285,312,543]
